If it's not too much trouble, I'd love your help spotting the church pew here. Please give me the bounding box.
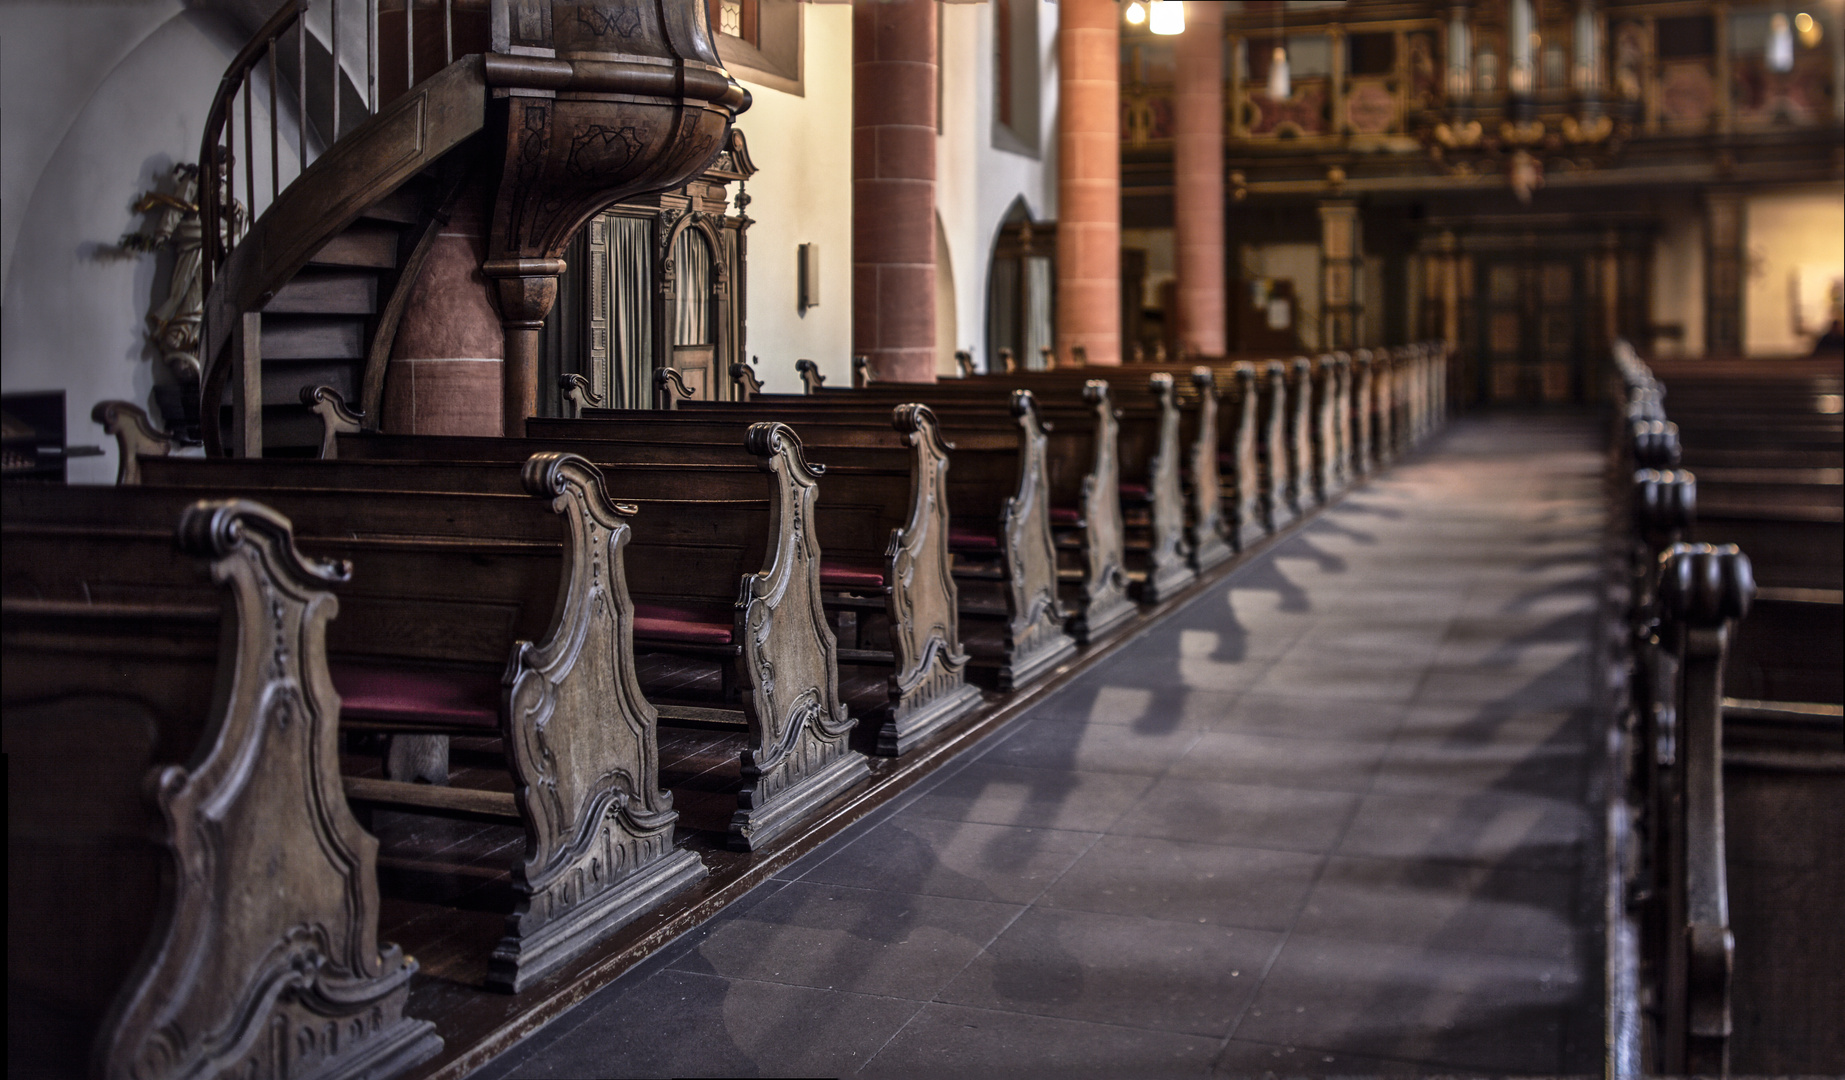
[659,386,1137,641]
[535,402,1081,690]
[130,431,871,856]
[3,497,443,1077]
[853,369,1212,592]
[304,416,986,757]
[8,460,722,991]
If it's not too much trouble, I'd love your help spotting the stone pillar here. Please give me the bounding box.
[1056,0,1121,366]
[1172,0,1226,358]
[383,184,508,436]
[853,0,937,383]
[1319,200,1363,350]
[1704,189,1745,356]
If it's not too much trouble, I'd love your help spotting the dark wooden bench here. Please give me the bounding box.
[3,496,442,1077]
[333,412,983,756]
[129,429,872,857]
[541,398,1080,690]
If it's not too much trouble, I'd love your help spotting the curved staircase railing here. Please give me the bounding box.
[195,0,747,456]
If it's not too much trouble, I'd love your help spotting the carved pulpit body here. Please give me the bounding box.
[544,128,759,413]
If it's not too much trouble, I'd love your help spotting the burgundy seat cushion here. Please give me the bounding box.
[331,664,501,730]
[820,561,887,590]
[1119,482,1150,500]
[632,602,734,646]
[948,528,1001,551]
[1049,507,1083,526]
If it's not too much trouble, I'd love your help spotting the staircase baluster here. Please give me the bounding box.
[444,0,453,66]
[368,0,378,113]
[268,48,279,201]
[330,0,340,139]
[406,0,415,100]
[242,70,255,221]
[297,10,307,168]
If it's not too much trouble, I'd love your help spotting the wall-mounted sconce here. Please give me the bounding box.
[798,243,819,311]
[1124,2,1147,27]
[1148,0,1184,36]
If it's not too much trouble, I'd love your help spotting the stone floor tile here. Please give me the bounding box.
[800,816,1099,905]
[1170,730,1391,792]
[1199,691,1410,741]
[1371,732,1588,800]
[1338,790,1590,870]
[1248,660,1428,704]
[1292,855,1581,961]
[1038,835,1320,931]
[976,715,1203,776]
[1113,775,1359,853]
[1211,1037,1428,1076]
[668,880,1022,1000]
[860,1003,1221,1079]
[1415,661,1591,710]
[1234,934,1581,1074]
[901,761,1155,832]
[937,907,1283,1037]
[502,970,923,1079]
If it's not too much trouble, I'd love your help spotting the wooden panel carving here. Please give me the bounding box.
[878,405,981,755]
[1228,364,1264,549]
[1187,368,1233,572]
[92,401,174,485]
[104,499,441,1080]
[730,423,870,850]
[1375,351,1397,465]
[1312,358,1339,502]
[1353,351,1375,476]
[1289,358,1318,514]
[1075,381,1134,640]
[488,453,706,992]
[301,385,364,459]
[1263,362,1295,530]
[997,392,1078,689]
[1142,373,1196,602]
[1329,354,1352,492]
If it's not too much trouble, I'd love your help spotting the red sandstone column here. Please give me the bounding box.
[1057,0,1121,366]
[383,182,506,435]
[1173,1,1225,358]
[853,0,937,383]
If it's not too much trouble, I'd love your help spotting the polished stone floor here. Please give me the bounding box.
[473,413,1607,1079]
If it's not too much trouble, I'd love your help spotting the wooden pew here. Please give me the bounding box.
[914,369,1213,591]
[13,457,714,991]
[3,497,442,1078]
[135,429,873,856]
[536,398,1081,689]
[657,384,1137,641]
[333,412,985,756]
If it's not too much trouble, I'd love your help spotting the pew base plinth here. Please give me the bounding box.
[1190,532,1235,574]
[1232,519,1267,552]
[990,628,1079,693]
[298,1012,444,1080]
[730,747,872,852]
[875,679,986,757]
[486,848,707,995]
[1069,588,1136,646]
[1140,559,1198,605]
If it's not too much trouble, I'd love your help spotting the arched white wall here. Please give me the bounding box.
[936,0,1060,375]
[1,7,260,483]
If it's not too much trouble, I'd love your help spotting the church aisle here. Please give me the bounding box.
[473,413,1607,1079]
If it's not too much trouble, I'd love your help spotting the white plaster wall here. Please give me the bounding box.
[1,6,262,484]
[1651,209,1705,357]
[1745,185,1845,356]
[935,0,1059,375]
[729,1,855,393]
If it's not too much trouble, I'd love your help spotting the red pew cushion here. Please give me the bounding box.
[820,561,887,590]
[632,602,735,646]
[331,664,501,730]
[1119,483,1150,500]
[948,529,1001,551]
[1049,507,1083,526]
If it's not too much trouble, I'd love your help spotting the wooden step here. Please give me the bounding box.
[257,406,325,451]
[309,223,401,269]
[260,315,366,360]
[357,182,429,226]
[265,269,379,315]
[260,359,359,407]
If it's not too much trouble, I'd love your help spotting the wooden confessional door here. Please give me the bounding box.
[1478,258,1584,403]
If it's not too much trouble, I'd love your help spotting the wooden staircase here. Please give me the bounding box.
[196,0,747,456]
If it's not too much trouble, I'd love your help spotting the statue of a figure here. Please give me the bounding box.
[121,163,242,381]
